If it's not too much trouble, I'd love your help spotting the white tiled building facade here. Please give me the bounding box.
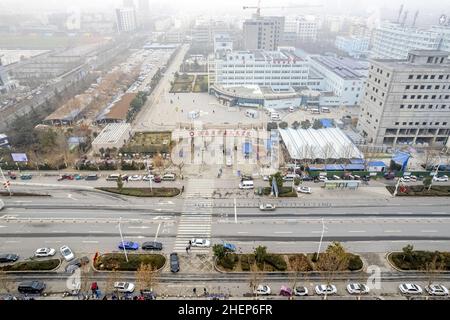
[335,36,370,58]
[371,22,450,59]
[210,50,321,89]
[115,7,137,32]
[357,50,450,147]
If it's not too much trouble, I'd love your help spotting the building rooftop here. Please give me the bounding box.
[96,92,136,122]
[310,56,367,79]
[92,123,131,145]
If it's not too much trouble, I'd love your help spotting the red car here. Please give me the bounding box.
[58,174,74,181]
[154,175,162,183]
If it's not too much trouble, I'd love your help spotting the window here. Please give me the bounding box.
[424,75,429,79]
[424,95,429,99]
[415,122,419,125]
[387,73,390,77]
[435,85,440,89]
[403,95,407,99]
[431,95,436,99]
[395,122,399,125]
[410,95,415,99]
[423,122,427,125]
[427,57,433,63]
[420,85,425,89]
[438,75,444,79]
[442,105,446,109]
[414,105,418,109]
[427,85,432,89]
[435,122,440,125]
[446,95,450,99]
[402,122,407,125]
[413,85,418,89]
[420,105,425,109]
[408,75,413,79]
[428,105,433,109]
[417,75,422,79]
[409,122,413,125]
[430,75,435,79]
[400,105,405,109]
[408,105,412,109]
[405,85,410,90]
[417,95,422,99]
[444,122,448,125]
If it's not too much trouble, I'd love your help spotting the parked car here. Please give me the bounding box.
[223,242,236,252]
[263,175,270,181]
[259,203,276,211]
[170,253,180,272]
[118,241,139,250]
[191,238,211,247]
[425,284,448,296]
[346,283,369,295]
[85,174,99,181]
[384,172,395,180]
[141,241,163,251]
[143,174,155,181]
[18,281,46,294]
[65,256,89,273]
[279,286,293,296]
[0,253,19,263]
[34,248,56,257]
[74,174,84,180]
[154,175,162,183]
[57,174,74,181]
[129,175,142,181]
[254,285,271,295]
[60,245,75,261]
[318,176,328,182]
[301,175,313,181]
[283,174,298,181]
[8,172,17,180]
[293,286,309,296]
[20,174,32,180]
[432,175,449,182]
[162,173,176,181]
[315,284,337,295]
[399,283,423,295]
[114,282,135,293]
[297,186,311,194]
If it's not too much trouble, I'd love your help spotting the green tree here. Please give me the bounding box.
[294,177,301,186]
[267,122,278,131]
[268,172,284,192]
[213,244,226,260]
[402,244,414,261]
[117,175,124,191]
[312,119,323,129]
[278,121,288,129]
[423,177,432,188]
[300,120,311,129]
[291,121,300,129]
[254,246,267,264]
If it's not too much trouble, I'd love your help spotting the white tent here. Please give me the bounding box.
[278,127,364,160]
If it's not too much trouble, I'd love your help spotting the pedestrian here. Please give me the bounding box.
[182,185,185,193]
[186,246,189,254]
[204,287,207,296]
[188,239,191,246]
[193,288,197,296]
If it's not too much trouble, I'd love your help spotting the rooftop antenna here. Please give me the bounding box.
[396,4,404,23]
[412,10,419,27]
[401,10,409,26]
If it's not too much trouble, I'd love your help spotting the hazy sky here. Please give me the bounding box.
[0,0,448,20]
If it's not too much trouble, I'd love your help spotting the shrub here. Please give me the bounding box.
[213,244,226,259]
[218,254,237,270]
[254,246,268,263]
[94,253,165,271]
[264,254,287,271]
[0,259,60,271]
[267,122,278,131]
[347,254,363,271]
[278,121,288,129]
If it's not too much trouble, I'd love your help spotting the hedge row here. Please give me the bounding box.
[94,253,166,271]
[0,259,60,271]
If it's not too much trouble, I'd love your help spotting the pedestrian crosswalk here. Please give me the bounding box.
[173,179,214,254]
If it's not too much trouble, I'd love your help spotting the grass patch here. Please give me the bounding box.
[97,187,180,197]
[389,250,450,271]
[192,75,208,92]
[0,192,50,197]
[386,185,450,196]
[94,253,165,271]
[262,187,298,197]
[121,132,172,155]
[0,259,60,271]
[170,74,195,93]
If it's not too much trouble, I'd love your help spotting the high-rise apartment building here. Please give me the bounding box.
[357,50,450,146]
[116,7,137,32]
[243,16,284,51]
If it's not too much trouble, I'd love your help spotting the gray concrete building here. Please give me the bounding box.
[357,50,450,147]
[243,16,284,51]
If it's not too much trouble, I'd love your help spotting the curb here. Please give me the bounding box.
[91,253,167,273]
[4,258,62,274]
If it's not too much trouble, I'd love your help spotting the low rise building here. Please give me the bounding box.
[91,123,132,153]
[335,36,370,58]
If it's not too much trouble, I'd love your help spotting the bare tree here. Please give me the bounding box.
[136,263,159,293]
[248,263,264,299]
[153,154,165,175]
[424,252,446,287]
[79,264,92,299]
[315,242,349,300]
[105,268,120,298]
[289,255,311,293]
[0,271,13,294]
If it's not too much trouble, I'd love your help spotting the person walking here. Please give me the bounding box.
[186,246,189,254]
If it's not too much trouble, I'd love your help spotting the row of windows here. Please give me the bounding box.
[393,121,448,126]
[370,66,391,78]
[408,74,450,80]
[405,84,450,90]
[399,104,449,110]
[402,94,450,100]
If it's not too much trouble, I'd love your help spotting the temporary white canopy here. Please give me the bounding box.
[278,127,364,160]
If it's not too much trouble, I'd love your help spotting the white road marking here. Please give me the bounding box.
[51,230,67,233]
[154,223,161,242]
[82,240,99,243]
[67,194,78,201]
[348,230,367,233]
[128,226,150,229]
[420,230,438,233]
[274,231,293,234]
[0,225,7,228]
[89,231,105,233]
[14,201,32,203]
[237,231,249,234]
[5,240,20,243]
[384,230,402,233]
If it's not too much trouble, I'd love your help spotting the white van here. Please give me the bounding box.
[162,173,176,181]
[309,108,320,114]
[270,112,280,121]
[289,106,295,112]
[239,180,254,189]
[321,107,330,113]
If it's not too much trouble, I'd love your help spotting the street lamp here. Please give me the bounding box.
[316,218,328,260]
[428,156,441,191]
[118,217,128,263]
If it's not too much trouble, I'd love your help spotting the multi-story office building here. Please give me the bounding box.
[297,16,318,41]
[309,55,368,106]
[371,22,450,59]
[214,34,233,55]
[243,16,284,51]
[115,7,137,32]
[357,50,450,146]
[335,36,370,58]
[210,49,322,89]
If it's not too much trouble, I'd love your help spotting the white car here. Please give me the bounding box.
[142,174,154,181]
[399,283,423,295]
[425,284,449,296]
[318,176,328,182]
[114,282,135,293]
[60,245,75,261]
[432,175,449,182]
[293,286,309,296]
[128,175,142,181]
[254,285,271,295]
[297,186,311,194]
[315,284,337,295]
[346,283,369,295]
[34,248,56,257]
[259,203,276,211]
[191,238,211,247]
[263,175,269,181]
[400,177,410,182]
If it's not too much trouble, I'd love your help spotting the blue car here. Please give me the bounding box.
[118,241,139,250]
[223,242,236,252]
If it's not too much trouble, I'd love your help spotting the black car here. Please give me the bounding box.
[301,175,313,181]
[85,174,99,181]
[170,253,179,273]
[18,281,46,294]
[142,241,163,251]
[65,256,89,272]
[0,253,19,263]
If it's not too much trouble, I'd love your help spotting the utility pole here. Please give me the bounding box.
[393,176,402,197]
[118,217,128,263]
[316,218,328,260]
[429,156,441,191]
[0,165,12,197]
